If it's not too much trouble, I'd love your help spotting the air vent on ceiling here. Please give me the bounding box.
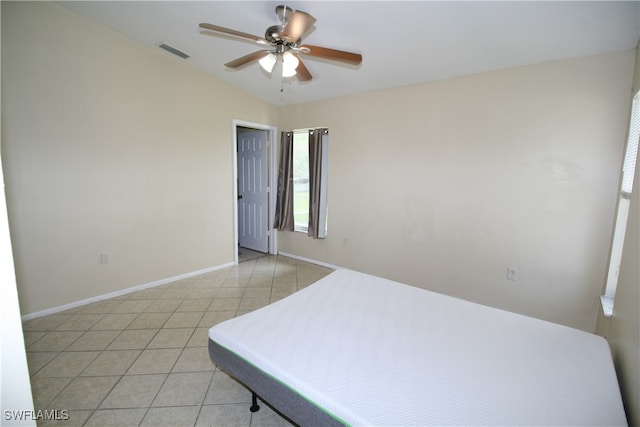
[158,42,190,59]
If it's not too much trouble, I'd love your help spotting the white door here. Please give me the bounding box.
[237,127,269,253]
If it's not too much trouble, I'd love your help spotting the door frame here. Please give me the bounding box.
[232,119,278,264]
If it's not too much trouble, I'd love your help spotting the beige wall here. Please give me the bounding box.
[278,51,635,332]
[1,1,278,314]
[0,4,37,424]
[604,42,639,427]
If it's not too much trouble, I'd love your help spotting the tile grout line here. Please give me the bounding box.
[78,299,168,426]
[84,293,191,425]
[22,256,332,426]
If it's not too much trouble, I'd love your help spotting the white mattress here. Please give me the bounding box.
[209,268,627,426]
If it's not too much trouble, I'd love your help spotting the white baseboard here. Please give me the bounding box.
[277,252,342,271]
[21,261,236,321]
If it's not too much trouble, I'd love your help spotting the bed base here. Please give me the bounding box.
[208,339,344,426]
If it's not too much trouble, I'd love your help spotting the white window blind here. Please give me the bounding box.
[602,90,640,314]
[621,92,640,196]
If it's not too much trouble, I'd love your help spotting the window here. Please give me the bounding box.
[292,129,328,236]
[602,91,640,316]
[293,131,310,231]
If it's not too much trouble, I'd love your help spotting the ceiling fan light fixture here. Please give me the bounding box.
[281,51,299,77]
[258,53,277,73]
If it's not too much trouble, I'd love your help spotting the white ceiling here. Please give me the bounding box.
[57,1,640,106]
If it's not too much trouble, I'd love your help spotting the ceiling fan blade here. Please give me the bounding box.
[199,23,266,44]
[225,50,270,69]
[280,10,316,43]
[300,44,362,66]
[295,56,312,81]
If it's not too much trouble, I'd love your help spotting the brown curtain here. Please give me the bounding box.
[273,131,295,231]
[307,128,328,238]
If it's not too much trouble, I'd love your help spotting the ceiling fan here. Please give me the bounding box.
[199,5,362,82]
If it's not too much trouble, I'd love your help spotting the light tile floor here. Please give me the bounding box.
[22,255,333,426]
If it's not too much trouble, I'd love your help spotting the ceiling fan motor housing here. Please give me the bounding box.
[265,26,301,49]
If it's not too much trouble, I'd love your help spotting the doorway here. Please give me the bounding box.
[233,121,277,263]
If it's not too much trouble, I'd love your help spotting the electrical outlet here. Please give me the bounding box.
[507,267,518,281]
[100,252,110,264]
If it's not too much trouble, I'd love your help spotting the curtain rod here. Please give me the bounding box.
[290,127,329,134]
